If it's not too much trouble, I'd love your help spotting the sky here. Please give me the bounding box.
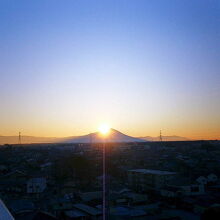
[0,0,219,139]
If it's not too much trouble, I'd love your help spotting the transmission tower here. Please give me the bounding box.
[159,130,163,142]
[18,132,21,145]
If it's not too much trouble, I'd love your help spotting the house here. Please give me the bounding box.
[207,174,218,182]
[73,204,102,219]
[127,169,176,191]
[27,177,47,193]
[51,198,73,216]
[0,165,8,174]
[197,176,208,185]
[80,191,102,205]
[61,181,76,195]
[134,202,160,215]
[180,184,205,196]
[193,195,217,214]
[112,191,148,206]
[64,210,88,219]
[158,209,200,220]
[161,177,205,197]
[2,170,28,182]
[160,186,179,198]
[40,162,52,171]
[15,210,58,220]
[161,184,205,197]
[118,192,148,206]
[109,206,147,219]
[8,199,35,214]
[0,179,26,193]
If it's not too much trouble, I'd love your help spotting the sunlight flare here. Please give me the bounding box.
[98,123,110,136]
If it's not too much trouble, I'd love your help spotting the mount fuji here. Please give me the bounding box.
[62,128,145,143]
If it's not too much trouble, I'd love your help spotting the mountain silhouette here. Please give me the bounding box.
[63,128,145,143]
[0,130,191,145]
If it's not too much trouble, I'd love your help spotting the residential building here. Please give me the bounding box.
[127,169,176,190]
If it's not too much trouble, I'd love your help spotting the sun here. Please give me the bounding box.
[98,123,110,136]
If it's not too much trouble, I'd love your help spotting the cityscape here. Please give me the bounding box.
[0,0,219,219]
[0,129,220,219]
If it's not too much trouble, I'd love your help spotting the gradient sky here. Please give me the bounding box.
[0,0,219,139]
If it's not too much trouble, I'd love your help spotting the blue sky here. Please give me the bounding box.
[0,0,219,139]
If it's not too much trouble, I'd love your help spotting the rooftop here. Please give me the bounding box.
[128,169,176,175]
[73,204,101,216]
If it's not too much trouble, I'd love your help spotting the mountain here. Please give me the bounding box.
[0,129,145,145]
[140,135,190,142]
[0,130,191,145]
[63,129,145,143]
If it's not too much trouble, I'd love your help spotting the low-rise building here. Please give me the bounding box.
[161,184,205,197]
[127,169,176,191]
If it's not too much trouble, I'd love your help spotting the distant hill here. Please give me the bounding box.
[140,135,190,142]
[0,136,62,145]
